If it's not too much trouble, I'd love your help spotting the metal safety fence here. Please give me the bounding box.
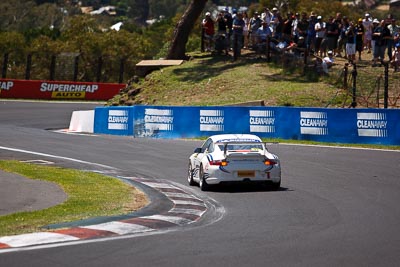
[335,62,400,109]
[258,37,400,109]
[1,51,139,84]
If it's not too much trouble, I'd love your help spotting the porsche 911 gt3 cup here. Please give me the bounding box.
[188,134,281,191]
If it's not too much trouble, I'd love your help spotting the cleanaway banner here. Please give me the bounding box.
[94,107,133,135]
[93,106,400,145]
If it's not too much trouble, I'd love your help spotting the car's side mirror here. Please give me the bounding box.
[194,147,202,153]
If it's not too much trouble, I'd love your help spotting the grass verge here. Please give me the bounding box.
[0,160,148,236]
[108,50,400,108]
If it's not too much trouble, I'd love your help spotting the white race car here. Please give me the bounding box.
[188,134,281,191]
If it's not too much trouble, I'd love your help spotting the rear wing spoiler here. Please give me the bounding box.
[216,141,266,157]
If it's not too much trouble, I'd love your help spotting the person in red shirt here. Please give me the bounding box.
[202,12,215,52]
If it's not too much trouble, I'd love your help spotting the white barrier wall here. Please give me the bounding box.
[69,110,94,133]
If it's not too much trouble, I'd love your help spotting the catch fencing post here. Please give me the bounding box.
[2,53,9,78]
[25,54,32,80]
[351,63,357,108]
[266,36,271,62]
[73,55,79,82]
[49,55,56,81]
[119,58,125,84]
[96,56,103,82]
[383,61,389,109]
[343,63,349,90]
[201,28,205,52]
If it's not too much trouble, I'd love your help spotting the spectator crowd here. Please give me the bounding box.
[202,7,400,72]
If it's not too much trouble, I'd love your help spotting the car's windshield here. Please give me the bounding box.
[217,143,263,151]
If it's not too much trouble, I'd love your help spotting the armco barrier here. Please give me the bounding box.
[93,106,400,145]
[0,79,125,100]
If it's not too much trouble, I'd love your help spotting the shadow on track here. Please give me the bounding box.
[206,184,291,194]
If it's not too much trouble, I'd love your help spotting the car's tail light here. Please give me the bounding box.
[264,159,277,166]
[210,160,228,166]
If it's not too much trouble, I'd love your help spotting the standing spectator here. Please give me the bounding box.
[292,12,300,42]
[273,11,283,40]
[345,21,357,63]
[249,12,262,50]
[387,19,400,61]
[372,20,391,66]
[362,13,373,53]
[307,13,317,52]
[232,12,245,59]
[215,12,228,54]
[256,20,272,53]
[216,11,227,34]
[297,12,309,40]
[261,7,273,25]
[242,11,250,49]
[395,31,400,48]
[391,43,400,71]
[315,16,325,56]
[334,13,343,24]
[224,7,233,49]
[232,8,238,19]
[325,16,339,56]
[355,18,365,61]
[333,13,342,56]
[270,7,279,35]
[371,19,380,58]
[202,12,215,52]
[282,13,294,43]
[337,16,349,58]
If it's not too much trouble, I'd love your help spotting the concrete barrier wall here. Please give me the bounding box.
[69,110,94,133]
[92,106,400,145]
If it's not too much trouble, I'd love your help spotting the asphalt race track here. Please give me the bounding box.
[0,100,399,267]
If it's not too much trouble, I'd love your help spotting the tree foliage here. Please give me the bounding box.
[0,0,392,81]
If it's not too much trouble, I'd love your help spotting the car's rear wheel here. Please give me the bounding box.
[187,162,195,186]
[199,165,210,191]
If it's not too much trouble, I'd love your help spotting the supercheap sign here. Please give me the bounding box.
[0,79,125,100]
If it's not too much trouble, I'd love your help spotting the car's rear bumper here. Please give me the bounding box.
[205,167,281,185]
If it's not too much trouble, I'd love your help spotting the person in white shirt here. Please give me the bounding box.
[261,7,273,25]
[362,13,373,53]
[315,16,326,56]
[322,50,335,74]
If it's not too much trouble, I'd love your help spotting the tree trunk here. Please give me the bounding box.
[134,0,149,25]
[166,0,207,60]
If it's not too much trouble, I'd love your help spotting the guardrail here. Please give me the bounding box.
[91,105,400,145]
[1,52,136,84]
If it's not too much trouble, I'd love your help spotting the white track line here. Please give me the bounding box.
[0,146,117,169]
